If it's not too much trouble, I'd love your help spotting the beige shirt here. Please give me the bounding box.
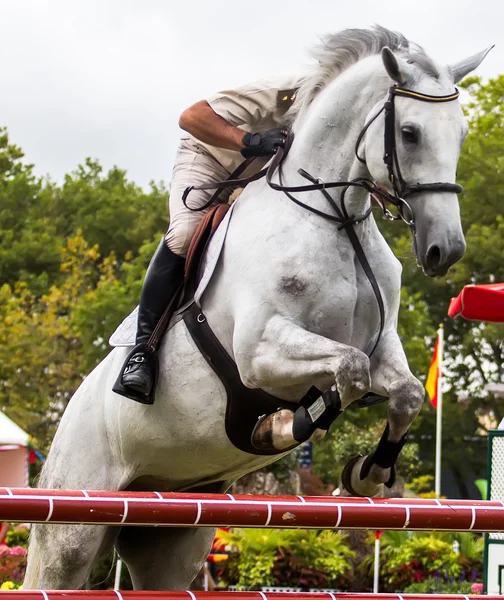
[188,73,306,173]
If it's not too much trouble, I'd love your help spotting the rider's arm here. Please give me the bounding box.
[179,101,245,152]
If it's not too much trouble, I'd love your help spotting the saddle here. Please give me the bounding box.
[184,203,231,296]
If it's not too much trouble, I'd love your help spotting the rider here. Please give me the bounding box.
[118,73,305,403]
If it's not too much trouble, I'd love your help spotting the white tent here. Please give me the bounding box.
[0,412,29,487]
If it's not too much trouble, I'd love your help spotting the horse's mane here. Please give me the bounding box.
[288,25,440,121]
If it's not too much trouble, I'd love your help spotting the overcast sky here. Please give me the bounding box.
[0,0,501,189]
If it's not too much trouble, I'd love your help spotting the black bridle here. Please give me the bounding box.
[183,84,463,357]
[354,85,463,225]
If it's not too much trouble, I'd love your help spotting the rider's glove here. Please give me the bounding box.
[240,127,289,158]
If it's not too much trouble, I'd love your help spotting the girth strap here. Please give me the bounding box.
[183,302,322,456]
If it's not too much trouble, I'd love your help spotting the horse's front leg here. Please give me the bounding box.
[233,316,372,450]
[342,330,425,497]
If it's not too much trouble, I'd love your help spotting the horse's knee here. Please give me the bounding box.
[388,377,424,429]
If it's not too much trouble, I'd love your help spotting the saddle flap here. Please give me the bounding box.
[185,203,231,283]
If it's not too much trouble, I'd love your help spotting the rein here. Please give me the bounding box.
[182,84,463,357]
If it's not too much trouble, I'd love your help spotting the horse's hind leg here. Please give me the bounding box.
[342,330,425,497]
[115,526,216,590]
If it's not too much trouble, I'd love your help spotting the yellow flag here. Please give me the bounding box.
[426,336,440,408]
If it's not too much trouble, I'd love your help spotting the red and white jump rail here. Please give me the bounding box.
[0,591,498,600]
[1,488,504,532]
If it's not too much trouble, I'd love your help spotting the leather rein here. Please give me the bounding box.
[182,85,462,357]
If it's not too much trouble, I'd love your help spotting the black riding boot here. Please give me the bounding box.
[114,239,185,404]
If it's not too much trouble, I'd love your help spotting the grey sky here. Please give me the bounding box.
[0,0,501,189]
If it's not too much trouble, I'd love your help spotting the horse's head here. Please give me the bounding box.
[362,45,492,277]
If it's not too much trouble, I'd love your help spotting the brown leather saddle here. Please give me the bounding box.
[184,203,231,293]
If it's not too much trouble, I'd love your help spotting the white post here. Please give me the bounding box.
[435,325,444,498]
[373,533,381,594]
[114,557,123,590]
[204,561,209,591]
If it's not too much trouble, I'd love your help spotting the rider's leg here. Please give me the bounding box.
[119,139,230,402]
[120,238,185,395]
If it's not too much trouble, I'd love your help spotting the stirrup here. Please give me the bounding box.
[112,343,159,405]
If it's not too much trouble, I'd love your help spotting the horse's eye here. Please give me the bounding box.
[401,125,420,145]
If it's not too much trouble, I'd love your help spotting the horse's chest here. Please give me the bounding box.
[278,247,400,346]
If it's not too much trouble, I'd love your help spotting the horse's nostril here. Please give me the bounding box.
[426,245,441,270]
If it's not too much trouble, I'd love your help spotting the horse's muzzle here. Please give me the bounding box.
[422,239,466,277]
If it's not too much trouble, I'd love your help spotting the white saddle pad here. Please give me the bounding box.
[109,204,235,347]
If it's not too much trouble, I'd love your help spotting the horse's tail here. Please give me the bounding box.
[23,531,41,589]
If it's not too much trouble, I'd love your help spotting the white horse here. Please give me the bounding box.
[25,27,490,591]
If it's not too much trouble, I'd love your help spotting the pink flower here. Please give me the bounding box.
[0,546,26,557]
[472,583,484,594]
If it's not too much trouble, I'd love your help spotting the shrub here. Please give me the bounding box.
[361,530,484,592]
[385,534,462,588]
[5,527,29,549]
[404,577,474,594]
[219,528,354,590]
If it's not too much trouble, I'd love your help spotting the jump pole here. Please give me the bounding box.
[0,592,501,600]
[1,488,504,532]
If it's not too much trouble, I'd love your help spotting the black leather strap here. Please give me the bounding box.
[183,303,322,456]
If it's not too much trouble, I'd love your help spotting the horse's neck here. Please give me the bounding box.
[284,57,387,218]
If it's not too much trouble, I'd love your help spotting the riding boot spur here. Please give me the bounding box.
[114,238,185,404]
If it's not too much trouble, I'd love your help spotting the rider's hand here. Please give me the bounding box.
[240,127,289,158]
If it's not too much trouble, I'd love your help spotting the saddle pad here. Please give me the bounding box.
[108,205,236,347]
[109,306,139,347]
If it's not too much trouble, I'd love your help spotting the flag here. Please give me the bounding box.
[426,335,440,408]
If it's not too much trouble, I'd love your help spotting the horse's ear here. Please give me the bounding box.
[448,46,494,83]
[381,47,403,84]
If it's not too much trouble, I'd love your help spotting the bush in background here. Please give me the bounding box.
[219,528,354,590]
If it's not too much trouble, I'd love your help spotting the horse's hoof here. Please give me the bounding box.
[341,455,382,497]
[251,409,298,452]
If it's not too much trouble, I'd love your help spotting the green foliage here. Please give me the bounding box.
[0,233,140,447]
[219,528,354,590]
[385,535,462,585]
[49,159,169,261]
[404,578,474,594]
[0,144,167,450]
[407,474,434,494]
[361,530,483,592]
[444,532,484,580]
[5,527,29,549]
